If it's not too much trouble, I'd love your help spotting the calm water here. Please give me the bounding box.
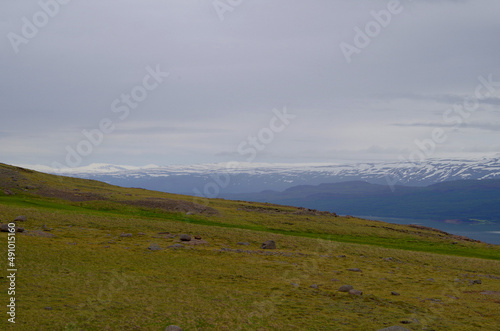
[355,216,500,245]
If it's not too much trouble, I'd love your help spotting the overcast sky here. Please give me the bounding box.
[1,0,499,168]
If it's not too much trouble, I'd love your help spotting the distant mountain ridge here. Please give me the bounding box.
[21,155,500,195]
[225,179,500,224]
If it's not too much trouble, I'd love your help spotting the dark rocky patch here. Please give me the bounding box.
[121,198,219,216]
[168,244,184,249]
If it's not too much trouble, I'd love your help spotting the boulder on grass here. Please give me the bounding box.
[338,285,354,292]
[179,234,191,241]
[14,215,27,222]
[377,326,411,331]
[148,243,162,251]
[165,325,183,331]
[349,289,363,296]
[261,240,276,249]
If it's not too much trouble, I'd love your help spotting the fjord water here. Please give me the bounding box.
[356,216,500,245]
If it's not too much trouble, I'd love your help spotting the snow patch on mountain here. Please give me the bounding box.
[18,155,500,194]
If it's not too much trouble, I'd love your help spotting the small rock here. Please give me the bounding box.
[4,189,14,195]
[194,235,202,240]
[347,268,362,272]
[237,242,250,246]
[148,243,162,251]
[290,283,299,287]
[16,227,25,233]
[337,255,347,258]
[480,290,500,295]
[391,291,400,296]
[309,284,319,289]
[14,215,27,222]
[0,224,10,232]
[469,279,482,285]
[426,278,435,282]
[120,233,133,237]
[377,326,411,331]
[179,234,191,241]
[137,232,146,236]
[168,244,184,249]
[349,289,363,296]
[23,230,55,238]
[165,326,183,331]
[338,285,354,292]
[42,224,52,232]
[261,240,276,249]
[44,307,53,310]
[186,211,195,215]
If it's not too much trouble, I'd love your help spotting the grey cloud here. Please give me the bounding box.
[392,122,500,132]
[1,0,500,166]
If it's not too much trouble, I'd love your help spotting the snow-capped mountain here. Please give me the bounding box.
[21,155,500,196]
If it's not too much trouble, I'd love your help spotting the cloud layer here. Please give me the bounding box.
[1,0,499,167]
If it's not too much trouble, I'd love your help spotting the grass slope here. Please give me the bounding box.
[0,163,499,330]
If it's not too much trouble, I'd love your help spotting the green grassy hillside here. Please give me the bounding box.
[0,163,499,330]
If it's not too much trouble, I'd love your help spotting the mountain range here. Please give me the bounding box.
[23,155,500,196]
